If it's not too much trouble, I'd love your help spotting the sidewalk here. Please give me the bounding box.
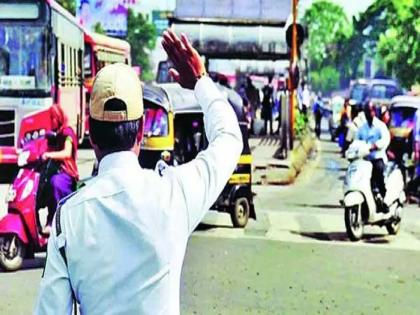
[251,133,317,185]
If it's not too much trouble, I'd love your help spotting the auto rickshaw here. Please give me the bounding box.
[388,95,420,183]
[139,82,256,228]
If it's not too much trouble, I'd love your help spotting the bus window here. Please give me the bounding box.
[0,25,50,90]
[60,42,65,82]
[84,44,92,77]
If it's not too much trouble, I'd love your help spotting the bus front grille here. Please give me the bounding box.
[0,110,15,146]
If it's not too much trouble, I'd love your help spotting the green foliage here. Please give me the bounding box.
[294,110,308,139]
[309,66,340,94]
[302,0,352,70]
[303,0,419,90]
[56,0,76,16]
[93,23,106,35]
[376,1,420,87]
[126,9,157,81]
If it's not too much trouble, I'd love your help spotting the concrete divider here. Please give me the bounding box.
[252,133,316,185]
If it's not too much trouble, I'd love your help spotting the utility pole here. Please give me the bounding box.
[288,0,298,150]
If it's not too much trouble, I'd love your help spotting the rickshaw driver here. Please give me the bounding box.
[34,30,243,314]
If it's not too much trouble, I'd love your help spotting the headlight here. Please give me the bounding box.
[32,130,39,140]
[17,150,30,167]
[21,179,34,200]
[5,186,16,202]
[23,129,46,144]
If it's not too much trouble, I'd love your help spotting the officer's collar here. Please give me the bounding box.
[98,151,140,174]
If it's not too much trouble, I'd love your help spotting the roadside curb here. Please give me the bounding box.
[252,133,317,186]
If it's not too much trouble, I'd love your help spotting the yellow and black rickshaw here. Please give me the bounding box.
[388,95,420,182]
[139,82,256,227]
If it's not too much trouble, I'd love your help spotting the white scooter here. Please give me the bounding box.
[343,141,406,241]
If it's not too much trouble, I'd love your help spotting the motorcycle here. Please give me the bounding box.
[343,140,406,241]
[0,132,59,271]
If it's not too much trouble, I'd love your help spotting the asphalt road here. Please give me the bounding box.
[0,135,419,314]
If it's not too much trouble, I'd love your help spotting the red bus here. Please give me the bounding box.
[83,31,131,136]
[0,0,85,164]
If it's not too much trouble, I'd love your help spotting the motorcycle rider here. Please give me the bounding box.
[356,100,391,211]
[41,105,79,234]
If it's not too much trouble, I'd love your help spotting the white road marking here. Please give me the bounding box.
[194,209,420,252]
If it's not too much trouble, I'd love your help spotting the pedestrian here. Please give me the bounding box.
[275,83,284,134]
[313,92,323,139]
[34,30,243,314]
[339,98,351,156]
[299,81,310,116]
[41,104,78,235]
[262,76,274,135]
[245,76,260,130]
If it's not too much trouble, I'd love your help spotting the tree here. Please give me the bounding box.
[93,22,106,35]
[302,1,352,71]
[376,0,419,88]
[310,66,340,94]
[302,1,352,93]
[56,0,76,15]
[126,9,157,81]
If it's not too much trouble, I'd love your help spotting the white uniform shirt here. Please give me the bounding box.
[34,77,243,315]
[356,116,390,161]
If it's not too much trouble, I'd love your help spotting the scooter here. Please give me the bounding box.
[0,132,58,271]
[343,140,406,241]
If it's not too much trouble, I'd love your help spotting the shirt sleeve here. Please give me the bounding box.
[166,77,243,234]
[33,216,73,315]
[375,121,391,150]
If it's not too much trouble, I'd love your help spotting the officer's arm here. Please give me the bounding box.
[375,122,391,150]
[170,77,243,233]
[34,217,73,314]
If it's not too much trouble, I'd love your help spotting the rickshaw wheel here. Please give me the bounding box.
[231,197,250,228]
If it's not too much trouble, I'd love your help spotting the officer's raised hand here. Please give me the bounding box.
[161,29,207,90]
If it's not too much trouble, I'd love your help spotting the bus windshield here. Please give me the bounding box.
[0,25,50,91]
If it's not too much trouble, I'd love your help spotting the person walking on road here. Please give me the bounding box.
[245,76,260,131]
[262,76,274,135]
[34,30,243,314]
[312,93,323,139]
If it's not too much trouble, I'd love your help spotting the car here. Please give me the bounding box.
[349,78,403,108]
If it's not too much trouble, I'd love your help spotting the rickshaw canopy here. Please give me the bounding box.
[390,96,420,110]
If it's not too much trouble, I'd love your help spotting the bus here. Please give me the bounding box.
[0,0,85,165]
[83,31,131,136]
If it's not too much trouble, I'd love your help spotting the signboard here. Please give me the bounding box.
[172,23,288,57]
[175,0,291,22]
[0,76,35,90]
[152,10,172,36]
[76,0,132,37]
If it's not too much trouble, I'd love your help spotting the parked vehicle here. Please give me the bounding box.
[83,31,131,137]
[388,96,420,183]
[0,133,59,271]
[139,82,256,227]
[343,140,405,241]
